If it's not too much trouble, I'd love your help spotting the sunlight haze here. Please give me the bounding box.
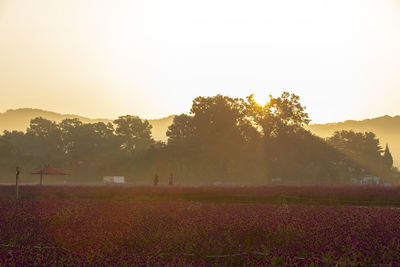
[1,0,399,123]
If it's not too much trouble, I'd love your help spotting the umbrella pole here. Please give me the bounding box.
[40,173,43,186]
[16,166,20,199]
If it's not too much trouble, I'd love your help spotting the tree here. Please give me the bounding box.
[190,95,246,141]
[166,114,194,147]
[25,117,63,165]
[382,144,394,170]
[246,92,310,135]
[27,117,60,139]
[59,118,84,156]
[190,95,248,181]
[0,132,19,172]
[114,115,154,154]
[58,119,114,171]
[245,92,311,180]
[165,95,250,182]
[164,92,333,183]
[166,114,196,178]
[327,130,383,176]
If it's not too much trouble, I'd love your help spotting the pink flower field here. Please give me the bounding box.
[1,186,400,266]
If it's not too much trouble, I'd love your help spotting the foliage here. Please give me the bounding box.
[114,115,154,154]
[383,144,394,169]
[326,130,384,177]
[0,92,396,184]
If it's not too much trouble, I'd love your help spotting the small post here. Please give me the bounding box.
[40,172,43,186]
[16,166,20,199]
[153,174,159,186]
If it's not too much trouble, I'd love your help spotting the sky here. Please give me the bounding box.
[0,0,399,123]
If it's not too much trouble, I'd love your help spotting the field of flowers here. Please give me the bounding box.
[1,185,400,266]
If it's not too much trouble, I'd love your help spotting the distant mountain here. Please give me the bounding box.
[307,115,400,167]
[0,108,174,142]
[146,115,175,141]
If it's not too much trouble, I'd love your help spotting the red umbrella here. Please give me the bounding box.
[30,165,68,185]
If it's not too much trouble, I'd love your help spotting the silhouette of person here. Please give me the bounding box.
[168,173,174,186]
[154,174,159,186]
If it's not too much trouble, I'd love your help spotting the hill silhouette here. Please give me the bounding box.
[0,108,174,142]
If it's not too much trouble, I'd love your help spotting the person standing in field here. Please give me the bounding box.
[154,174,159,186]
[168,173,174,186]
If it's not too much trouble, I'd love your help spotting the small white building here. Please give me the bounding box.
[271,177,282,183]
[351,176,380,185]
[361,176,380,185]
[103,176,125,184]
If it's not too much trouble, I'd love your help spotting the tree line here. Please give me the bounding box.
[0,92,397,184]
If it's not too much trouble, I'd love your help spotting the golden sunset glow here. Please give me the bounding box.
[2,2,400,264]
[1,0,400,122]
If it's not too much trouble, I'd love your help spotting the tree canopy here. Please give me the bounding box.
[0,92,397,184]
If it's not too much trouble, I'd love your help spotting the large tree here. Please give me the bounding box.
[327,130,383,176]
[58,119,118,172]
[166,114,194,147]
[166,95,250,182]
[246,91,310,139]
[245,92,311,180]
[114,115,154,155]
[25,117,63,166]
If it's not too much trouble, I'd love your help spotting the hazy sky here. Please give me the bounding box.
[1,0,400,123]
